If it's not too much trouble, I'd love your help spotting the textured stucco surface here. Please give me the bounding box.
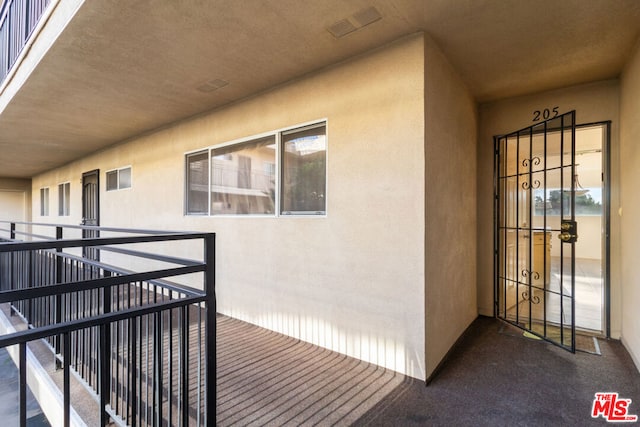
[620,38,640,370]
[424,35,478,380]
[31,35,428,379]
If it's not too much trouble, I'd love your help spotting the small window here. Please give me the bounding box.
[40,188,49,216]
[106,170,118,191]
[58,182,70,216]
[119,167,131,189]
[106,167,132,191]
[281,124,326,214]
[186,151,209,214]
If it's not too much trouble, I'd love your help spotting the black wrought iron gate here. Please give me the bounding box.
[494,111,577,352]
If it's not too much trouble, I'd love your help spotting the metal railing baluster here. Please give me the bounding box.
[56,226,63,367]
[181,304,189,427]
[99,322,109,426]
[205,233,216,426]
[19,341,26,426]
[0,221,215,426]
[154,310,163,425]
[64,331,70,427]
[0,0,51,86]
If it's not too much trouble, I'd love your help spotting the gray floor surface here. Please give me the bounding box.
[3,314,639,426]
[218,315,640,427]
[0,346,50,426]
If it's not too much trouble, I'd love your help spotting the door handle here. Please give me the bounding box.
[558,220,578,243]
[558,231,576,242]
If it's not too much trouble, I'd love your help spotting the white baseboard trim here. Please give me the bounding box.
[620,335,640,374]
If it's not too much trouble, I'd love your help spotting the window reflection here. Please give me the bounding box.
[281,124,326,214]
[185,122,327,216]
[534,188,602,216]
[210,136,276,215]
[186,152,209,214]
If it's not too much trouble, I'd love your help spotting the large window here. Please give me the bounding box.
[210,135,276,215]
[58,182,70,216]
[40,187,49,216]
[185,121,326,216]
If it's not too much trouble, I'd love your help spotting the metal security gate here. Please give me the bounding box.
[494,111,577,351]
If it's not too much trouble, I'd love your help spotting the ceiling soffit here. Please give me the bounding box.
[0,0,639,178]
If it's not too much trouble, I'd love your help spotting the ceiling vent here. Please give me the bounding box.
[327,19,357,38]
[197,79,229,92]
[352,6,382,28]
[327,6,382,39]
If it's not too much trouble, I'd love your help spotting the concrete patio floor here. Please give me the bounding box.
[217,315,640,426]
[2,310,638,426]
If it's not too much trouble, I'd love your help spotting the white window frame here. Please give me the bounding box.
[106,166,132,191]
[184,119,327,217]
[279,122,327,216]
[40,187,49,216]
[57,182,70,216]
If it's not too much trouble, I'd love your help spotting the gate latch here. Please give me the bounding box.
[558,220,578,243]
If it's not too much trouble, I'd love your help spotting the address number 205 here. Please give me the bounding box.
[533,107,559,122]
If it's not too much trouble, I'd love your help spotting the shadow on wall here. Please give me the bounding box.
[223,307,423,380]
[216,314,409,426]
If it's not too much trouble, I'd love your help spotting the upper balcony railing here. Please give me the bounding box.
[0,221,216,426]
[0,0,50,85]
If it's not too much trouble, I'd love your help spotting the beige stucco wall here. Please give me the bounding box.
[0,178,31,190]
[620,38,640,370]
[0,178,31,196]
[32,34,428,379]
[0,178,31,238]
[424,36,478,380]
[477,80,622,338]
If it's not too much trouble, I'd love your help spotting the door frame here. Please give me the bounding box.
[597,120,612,338]
[564,120,611,339]
[81,169,100,227]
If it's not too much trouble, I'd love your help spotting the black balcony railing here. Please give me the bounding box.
[0,0,50,85]
[0,221,216,426]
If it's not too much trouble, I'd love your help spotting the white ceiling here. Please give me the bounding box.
[1,0,639,178]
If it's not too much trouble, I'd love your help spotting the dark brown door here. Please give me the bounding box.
[81,170,100,260]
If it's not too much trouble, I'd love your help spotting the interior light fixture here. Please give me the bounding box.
[574,168,589,196]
